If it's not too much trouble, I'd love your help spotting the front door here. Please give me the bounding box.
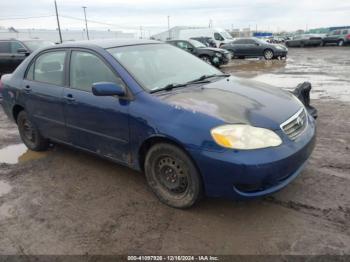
[63,50,130,163]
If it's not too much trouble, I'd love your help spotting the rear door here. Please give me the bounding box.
[63,49,130,163]
[23,50,67,141]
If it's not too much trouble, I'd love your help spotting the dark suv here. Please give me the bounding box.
[166,39,231,67]
[0,39,54,75]
[322,29,350,46]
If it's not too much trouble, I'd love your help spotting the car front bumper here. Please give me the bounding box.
[187,113,316,199]
[274,50,288,57]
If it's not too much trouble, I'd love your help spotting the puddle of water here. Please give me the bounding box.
[0,144,47,164]
[0,181,12,197]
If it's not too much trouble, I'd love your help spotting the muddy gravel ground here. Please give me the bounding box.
[0,47,349,255]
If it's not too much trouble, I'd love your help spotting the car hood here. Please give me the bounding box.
[156,77,302,130]
[199,47,229,53]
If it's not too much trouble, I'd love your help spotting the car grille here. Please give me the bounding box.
[280,108,307,140]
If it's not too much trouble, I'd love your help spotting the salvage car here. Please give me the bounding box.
[1,39,316,208]
[190,37,217,48]
[0,39,54,75]
[221,37,288,60]
[285,34,323,47]
[322,29,350,46]
[167,39,231,67]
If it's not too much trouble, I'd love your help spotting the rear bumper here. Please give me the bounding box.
[188,114,316,199]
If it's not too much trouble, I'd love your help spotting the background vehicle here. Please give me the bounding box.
[221,37,288,60]
[322,28,350,46]
[167,39,231,67]
[178,28,234,47]
[0,39,54,75]
[190,37,217,47]
[0,39,316,208]
[285,34,323,47]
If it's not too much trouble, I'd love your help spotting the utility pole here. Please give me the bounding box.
[167,16,170,39]
[54,0,62,43]
[82,6,89,40]
[140,26,143,39]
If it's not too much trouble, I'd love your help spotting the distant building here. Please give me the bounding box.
[151,26,202,41]
[0,28,135,43]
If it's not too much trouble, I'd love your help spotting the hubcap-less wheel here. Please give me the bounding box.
[145,143,203,208]
[264,50,274,60]
[17,111,49,151]
[201,56,212,64]
[156,156,188,194]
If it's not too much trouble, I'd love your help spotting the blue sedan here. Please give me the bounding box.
[0,39,316,208]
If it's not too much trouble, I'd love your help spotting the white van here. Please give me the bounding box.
[178,28,234,47]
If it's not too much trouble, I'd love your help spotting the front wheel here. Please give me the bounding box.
[263,49,274,60]
[17,111,49,151]
[144,143,203,208]
[338,40,344,46]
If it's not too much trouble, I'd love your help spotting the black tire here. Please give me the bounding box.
[144,143,203,208]
[263,49,274,60]
[17,111,49,151]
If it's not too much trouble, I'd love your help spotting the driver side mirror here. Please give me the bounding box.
[17,48,30,56]
[92,82,126,97]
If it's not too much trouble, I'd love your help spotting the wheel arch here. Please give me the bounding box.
[12,104,25,123]
[138,135,199,173]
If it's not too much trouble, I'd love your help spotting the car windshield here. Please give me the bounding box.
[220,31,233,39]
[188,39,206,48]
[108,44,221,92]
[22,40,55,51]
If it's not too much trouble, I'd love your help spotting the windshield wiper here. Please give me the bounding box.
[187,73,230,84]
[150,74,230,94]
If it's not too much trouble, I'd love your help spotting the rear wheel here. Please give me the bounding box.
[17,111,49,151]
[263,49,274,60]
[144,143,203,208]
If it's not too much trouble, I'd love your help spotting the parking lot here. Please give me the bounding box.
[0,46,349,255]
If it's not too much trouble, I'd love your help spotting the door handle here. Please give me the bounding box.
[64,94,75,101]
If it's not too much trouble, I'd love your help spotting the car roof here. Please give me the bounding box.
[55,38,161,49]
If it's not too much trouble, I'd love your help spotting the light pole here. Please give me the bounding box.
[54,0,62,43]
[167,15,170,39]
[82,6,89,40]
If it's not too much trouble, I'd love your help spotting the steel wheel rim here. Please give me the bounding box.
[22,119,35,143]
[155,156,189,195]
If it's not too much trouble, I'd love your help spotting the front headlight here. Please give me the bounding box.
[215,52,222,57]
[276,45,284,50]
[211,124,282,150]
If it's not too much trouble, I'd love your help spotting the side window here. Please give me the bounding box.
[11,41,25,53]
[246,39,256,44]
[342,30,348,35]
[34,51,66,86]
[233,39,244,44]
[26,62,34,80]
[176,41,190,49]
[333,30,340,35]
[0,42,11,53]
[214,33,224,41]
[70,51,124,92]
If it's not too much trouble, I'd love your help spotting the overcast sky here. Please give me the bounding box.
[0,0,349,34]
